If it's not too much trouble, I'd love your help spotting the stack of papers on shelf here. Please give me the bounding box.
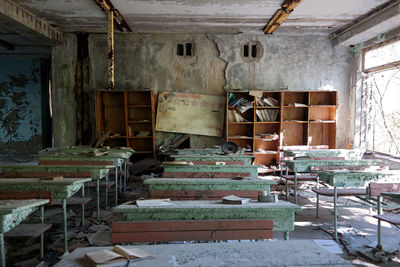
[228,110,248,122]
[85,245,153,267]
[222,195,250,205]
[256,97,279,107]
[256,109,279,122]
[257,133,279,141]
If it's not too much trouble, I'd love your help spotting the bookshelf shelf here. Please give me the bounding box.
[226,90,337,167]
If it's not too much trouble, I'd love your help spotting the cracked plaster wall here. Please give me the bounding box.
[52,33,353,148]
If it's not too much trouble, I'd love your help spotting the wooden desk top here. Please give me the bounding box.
[0,178,91,199]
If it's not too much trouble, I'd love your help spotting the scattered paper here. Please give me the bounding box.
[222,195,250,205]
[136,199,173,207]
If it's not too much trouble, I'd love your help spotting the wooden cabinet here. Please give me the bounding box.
[226,90,337,169]
[96,89,156,161]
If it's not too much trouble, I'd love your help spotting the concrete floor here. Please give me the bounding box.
[280,182,400,266]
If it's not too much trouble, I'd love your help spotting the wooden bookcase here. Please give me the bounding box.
[226,90,337,169]
[96,89,156,161]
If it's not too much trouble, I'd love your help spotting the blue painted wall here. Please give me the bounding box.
[0,59,42,144]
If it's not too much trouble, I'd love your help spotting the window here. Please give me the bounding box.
[361,37,400,155]
[176,42,194,57]
[241,41,263,61]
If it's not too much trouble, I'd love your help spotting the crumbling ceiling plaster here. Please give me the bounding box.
[11,0,392,34]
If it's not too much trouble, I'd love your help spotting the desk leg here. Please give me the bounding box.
[284,231,289,240]
[0,232,5,267]
[294,172,298,205]
[333,186,338,240]
[62,199,68,253]
[81,185,85,227]
[285,166,289,201]
[40,205,44,259]
[97,179,100,221]
[105,174,109,209]
[115,167,118,206]
[124,162,128,192]
[377,195,382,250]
[119,165,122,193]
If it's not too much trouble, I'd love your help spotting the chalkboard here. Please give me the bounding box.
[156,92,225,137]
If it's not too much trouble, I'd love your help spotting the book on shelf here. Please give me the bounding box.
[222,195,250,205]
[85,245,152,267]
[256,109,279,122]
[228,110,248,122]
[287,103,307,107]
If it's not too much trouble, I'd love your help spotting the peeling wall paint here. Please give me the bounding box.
[0,59,42,151]
[52,32,353,148]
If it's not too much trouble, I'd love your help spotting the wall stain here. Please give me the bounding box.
[0,60,42,143]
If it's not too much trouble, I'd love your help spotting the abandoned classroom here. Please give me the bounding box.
[1,0,400,266]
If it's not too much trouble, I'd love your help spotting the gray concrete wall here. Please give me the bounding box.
[52,33,78,147]
[52,32,353,148]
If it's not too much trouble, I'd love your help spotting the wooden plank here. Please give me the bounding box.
[150,190,261,200]
[373,214,400,225]
[369,183,400,197]
[190,161,244,165]
[0,191,53,205]
[112,220,273,232]
[5,223,52,238]
[40,160,114,165]
[282,175,318,181]
[111,230,273,243]
[53,197,92,206]
[1,171,92,178]
[163,172,251,178]
[156,92,225,137]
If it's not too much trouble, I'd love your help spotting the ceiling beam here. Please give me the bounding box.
[94,0,132,32]
[331,0,400,46]
[0,0,63,45]
[0,39,14,50]
[263,0,303,34]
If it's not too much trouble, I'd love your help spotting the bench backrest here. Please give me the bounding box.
[369,183,400,197]
[0,171,92,178]
[111,219,273,243]
[0,191,54,205]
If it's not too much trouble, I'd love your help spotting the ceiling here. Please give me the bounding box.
[10,0,392,34]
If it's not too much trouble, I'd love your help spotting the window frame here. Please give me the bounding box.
[362,36,400,73]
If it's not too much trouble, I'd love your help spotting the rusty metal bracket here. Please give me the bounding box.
[263,0,303,34]
[94,0,132,32]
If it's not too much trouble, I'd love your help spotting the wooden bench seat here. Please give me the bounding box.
[149,190,261,200]
[370,183,400,249]
[373,214,400,225]
[312,188,366,196]
[88,181,115,189]
[111,219,273,243]
[53,197,92,206]
[5,223,52,239]
[282,175,318,181]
